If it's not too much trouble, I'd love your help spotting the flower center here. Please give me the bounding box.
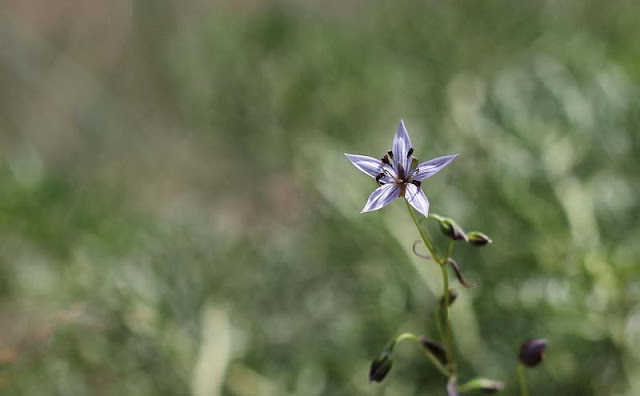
[376,148,422,191]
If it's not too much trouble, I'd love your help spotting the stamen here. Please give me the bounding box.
[387,150,394,159]
[375,173,384,186]
[407,148,414,157]
[412,180,422,188]
[382,168,398,183]
[381,155,390,165]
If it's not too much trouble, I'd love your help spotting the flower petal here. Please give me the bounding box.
[405,184,430,217]
[391,120,413,174]
[345,154,385,178]
[361,184,401,213]
[410,154,458,181]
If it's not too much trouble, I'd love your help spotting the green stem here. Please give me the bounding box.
[405,201,456,376]
[439,260,455,374]
[517,363,529,396]
[441,240,456,374]
[434,306,444,342]
[394,333,449,377]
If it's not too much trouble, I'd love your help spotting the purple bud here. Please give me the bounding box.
[419,336,447,363]
[438,218,468,241]
[466,231,492,247]
[519,338,547,367]
[369,348,393,383]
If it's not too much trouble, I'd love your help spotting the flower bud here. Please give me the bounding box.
[519,338,547,367]
[440,288,458,307]
[437,217,467,241]
[369,348,393,383]
[466,231,492,247]
[419,336,447,363]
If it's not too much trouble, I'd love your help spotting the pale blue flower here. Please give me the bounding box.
[345,120,458,217]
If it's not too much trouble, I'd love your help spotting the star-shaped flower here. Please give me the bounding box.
[345,120,458,217]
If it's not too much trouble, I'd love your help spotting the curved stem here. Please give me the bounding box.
[393,333,449,377]
[405,201,456,375]
[412,240,432,261]
[517,363,529,396]
[394,332,419,344]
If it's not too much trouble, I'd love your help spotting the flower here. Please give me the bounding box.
[345,120,458,217]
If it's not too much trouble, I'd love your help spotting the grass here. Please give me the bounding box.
[1,1,640,394]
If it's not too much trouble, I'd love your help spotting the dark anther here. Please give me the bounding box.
[387,150,394,159]
[375,173,385,186]
[412,180,422,188]
[407,148,414,157]
[381,155,390,165]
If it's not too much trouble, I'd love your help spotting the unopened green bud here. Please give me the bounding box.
[467,231,492,247]
[438,217,467,241]
[418,336,447,363]
[369,348,393,383]
[519,338,547,367]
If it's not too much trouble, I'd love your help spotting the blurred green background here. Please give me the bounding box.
[1,0,639,395]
